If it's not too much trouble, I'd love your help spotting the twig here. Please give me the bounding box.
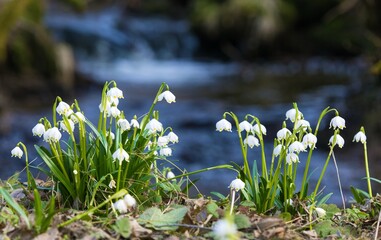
[375,210,381,240]
[332,151,346,210]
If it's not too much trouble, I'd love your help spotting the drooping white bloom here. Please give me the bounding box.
[216,119,232,132]
[167,171,175,179]
[353,131,366,144]
[160,147,172,156]
[244,135,259,148]
[43,127,62,143]
[253,123,267,135]
[107,106,121,118]
[166,132,179,143]
[229,179,245,191]
[107,131,115,140]
[315,207,326,218]
[145,119,163,134]
[286,198,293,206]
[11,146,23,159]
[71,112,85,124]
[107,87,124,104]
[117,119,131,132]
[239,120,252,132]
[99,99,112,113]
[285,108,303,122]
[56,101,72,117]
[273,144,283,157]
[73,170,78,175]
[302,133,318,149]
[212,219,238,240]
[59,119,75,133]
[330,116,346,130]
[329,134,345,148]
[277,128,291,140]
[124,194,137,208]
[157,136,169,147]
[157,90,176,103]
[113,199,128,213]
[288,141,306,153]
[130,119,140,129]
[109,179,116,189]
[112,148,130,165]
[32,123,45,137]
[295,119,310,131]
[286,153,299,164]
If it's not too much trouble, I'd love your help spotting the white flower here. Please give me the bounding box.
[244,135,259,148]
[166,132,179,143]
[71,112,85,123]
[288,141,306,153]
[286,198,293,206]
[145,119,163,134]
[167,171,175,179]
[73,170,78,175]
[286,153,299,164]
[157,136,169,147]
[295,119,310,131]
[113,199,128,213]
[43,127,62,143]
[124,194,137,208]
[56,101,72,117]
[315,207,326,218]
[229,179,245,192]
[117,119,131,132]
[329,134,345,148]
[107,87,124,104]
[253,123,267,135]
[59,119,75,133]
[107,131,115,140]
[32,123,45,137]
[157,90,176,103]
[353,131,366,144]
[130,119,140,129]
[212,219,238,240]
[302,133,318,149]
[107,106,121,118]
[277,128,291,140]
[239,120,252,132]
[330,116,346,130]
[11,146,23,158]
[273,144,283,157]
[216,119,232,132]
[99,100,112,113]
[112,148,130,165]
[109,179,116,189]
[160,147,172,156]
[285,108,303,122]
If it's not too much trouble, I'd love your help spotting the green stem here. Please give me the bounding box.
[311,146,334,202]
[363,142,373,198]
[58,189,127,228]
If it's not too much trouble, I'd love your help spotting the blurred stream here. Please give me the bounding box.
[0,6,379,205]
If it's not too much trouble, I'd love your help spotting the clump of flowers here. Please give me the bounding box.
[216,103,357,213]
[12,81,182,209]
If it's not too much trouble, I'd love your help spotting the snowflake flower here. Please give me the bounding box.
[11,146,23,158]
[244,135,259,148]
[32,123,45,137]
[216,119,232,132]
[157,90,176,103]
[330,116,346,130]
[285,108,303,122]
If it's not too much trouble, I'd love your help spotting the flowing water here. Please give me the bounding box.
[0,6,379,205]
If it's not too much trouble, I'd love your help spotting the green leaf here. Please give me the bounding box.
[0,187,31,229]
[210,191,226,200]
[113,217,131,238]
[314,220,336,237]
[137,205,188,230]
[206,201,219,218]
[34,189,43,233]
[320,204,340,219]
[279,212,292,221]
[234,214,251,229]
